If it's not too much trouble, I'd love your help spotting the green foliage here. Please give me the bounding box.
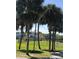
[16,0,27,16]
[56,34,63,42]
[16,0,63,33]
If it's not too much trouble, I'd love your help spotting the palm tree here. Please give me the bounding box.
[16,0,27,49]
[33,23,36,50]
[19,23,24,49]
[26,24,29,55]
[48,26,52,51]
[37,22,41,49]
[40,4,63,51]
[20,12,34,54]
[50,5,63,51]
[37,7,50,49]
[42,7,55,51]
[25,0,45,50]
[16,17,25,50]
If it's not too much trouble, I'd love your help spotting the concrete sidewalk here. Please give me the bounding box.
[16,52,63,59]
[50,55,63,59]
[16,58,28,59]
[16,56,63,59]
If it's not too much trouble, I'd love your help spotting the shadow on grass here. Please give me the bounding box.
[25,53,52,59]
[30,57,52,59]
[17,49,43,54]
[17,49,63,59]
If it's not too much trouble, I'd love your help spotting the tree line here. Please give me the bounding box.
[16,0,63,55]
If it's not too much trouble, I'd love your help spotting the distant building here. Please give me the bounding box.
[16,32,25,39]
[16,32,46,40]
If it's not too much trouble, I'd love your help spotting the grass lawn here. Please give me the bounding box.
[16,40,63,58]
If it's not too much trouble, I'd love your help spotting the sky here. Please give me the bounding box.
[43,0,63,9]
[16,0,63,34]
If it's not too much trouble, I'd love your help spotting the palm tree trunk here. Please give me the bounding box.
[38,23,41,49]
[51,29,56,51]
[53,31,56,51]
[49,30,51,51]
[25,25,27,32]
[51,31,54,51]
[33,23,36,50]
[19,25,23,49]
[26,25,30,55]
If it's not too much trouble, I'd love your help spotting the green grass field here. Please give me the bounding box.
[16,40,63,58]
